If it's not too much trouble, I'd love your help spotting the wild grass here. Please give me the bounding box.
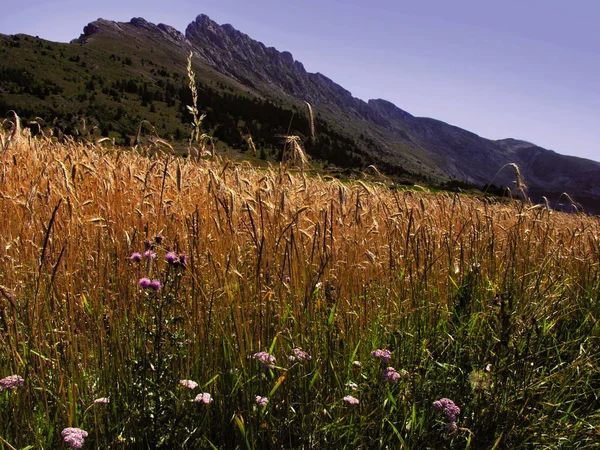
[1,124,600,449]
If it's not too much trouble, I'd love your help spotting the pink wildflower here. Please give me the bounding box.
[371,349,392,364]
[149,279,161,291]
[252,351,276,369]
[255,396,269,407]
[382,367,402,383]
[293,347,312,361]
[61,428,88,449]
[165,252,179,264]
[129,252,142,263]
[0,375,24,391]
[179,379,198,389]
[343,395,359,405]
[194,392,212,404]
[138,277,151,289]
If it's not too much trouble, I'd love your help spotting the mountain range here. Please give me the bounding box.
[2,14,599,213]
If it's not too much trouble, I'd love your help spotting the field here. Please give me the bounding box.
[1,123,599,449]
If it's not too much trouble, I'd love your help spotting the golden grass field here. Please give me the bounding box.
[1,124,600,448]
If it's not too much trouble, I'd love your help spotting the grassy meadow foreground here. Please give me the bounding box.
[1,127,600,449]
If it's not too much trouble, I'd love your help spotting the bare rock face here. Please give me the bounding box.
[74,13,600,213]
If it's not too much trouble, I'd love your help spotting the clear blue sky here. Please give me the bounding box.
[1,0,599,162]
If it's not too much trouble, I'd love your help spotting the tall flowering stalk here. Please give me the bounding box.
[126,234,189,445]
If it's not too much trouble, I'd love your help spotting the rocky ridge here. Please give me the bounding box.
[75,14,600,212]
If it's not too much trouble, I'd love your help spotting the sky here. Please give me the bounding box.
[1,0,599,162]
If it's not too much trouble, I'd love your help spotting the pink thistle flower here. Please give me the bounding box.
[293,347,312,361]
[138,277,151,289]
[179,380,198,389]
[252,351,276,369]
[154,234,165,244]
[144,250,156,260]
[194,392,212,404]
[371,349,392,364]
[61,428,88,449]
[343,395,359,405]
[129,252,142,263]
[165,252,179,264]
[93,397,109,404]
[149,279,161,291]
[0,375,24,391]
[255,396,269,407]
[178,254,188,265]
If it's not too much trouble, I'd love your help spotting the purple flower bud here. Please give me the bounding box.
[150,280,161,291]
[179,254,188,265]
[446,421,458,432]
[138,277,151,289]
[143,239,152,250]
[129,252,142,263]
[154,234,165,244]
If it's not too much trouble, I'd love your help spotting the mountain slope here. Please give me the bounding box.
[1,14,599,213]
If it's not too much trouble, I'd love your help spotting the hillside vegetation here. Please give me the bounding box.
[1,123,600,449]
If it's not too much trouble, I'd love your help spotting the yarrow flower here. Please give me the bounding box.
[352,360,362,368]
[343,395,359,405]
[433,397,461,430]
[252,351,276,369]
[93,397,109,404]
[129,252,142,263]
[255,396,269,407]
[61,428,88,449]
[179,380,198,389]
[382,367,402,383]
[292,347,312,361]
[345,381,358,391]
[0,375,24,391]
[194,392,212,404]
[371,349,392,364]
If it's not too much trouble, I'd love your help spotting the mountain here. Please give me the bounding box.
[1,14,599,213]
